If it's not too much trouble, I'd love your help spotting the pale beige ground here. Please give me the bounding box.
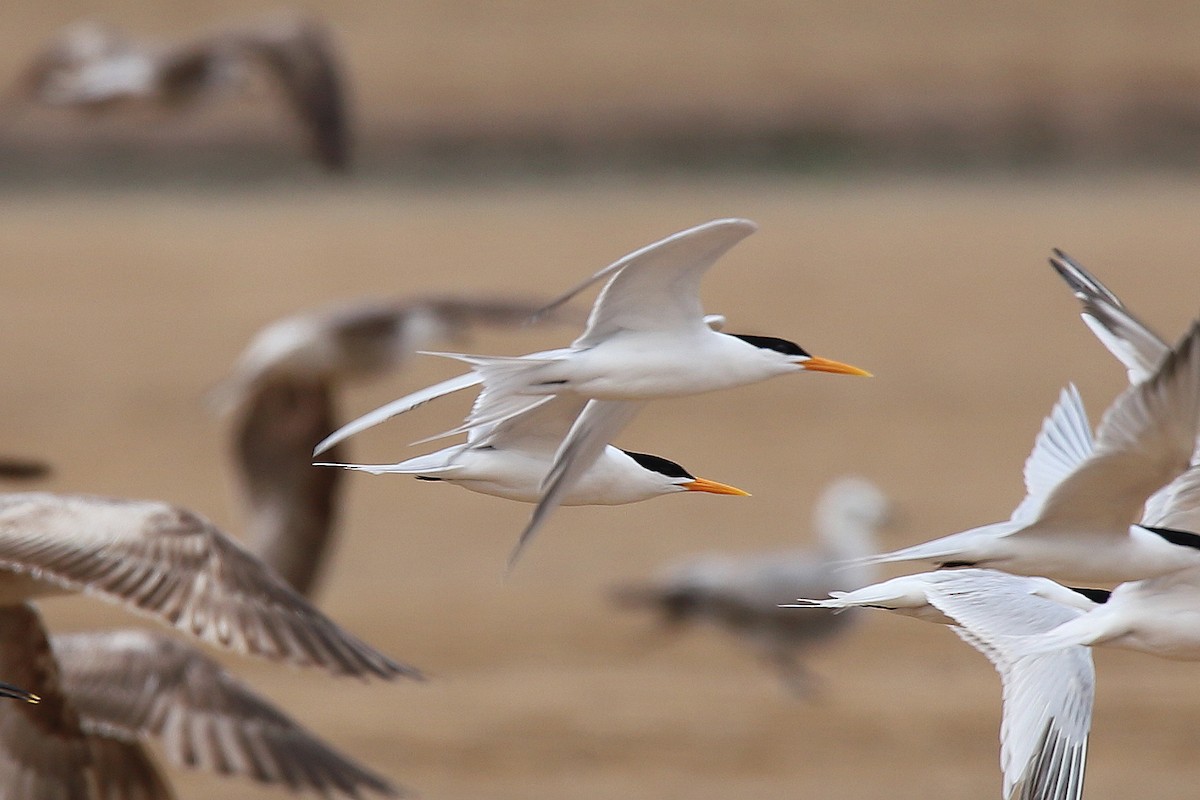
[1,174,1197,799]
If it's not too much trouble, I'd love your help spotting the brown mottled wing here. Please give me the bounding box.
[0,493,418,680]
[235,378,343,597]
[231,15,349,171]
[0,604,171,800]
[54,630,399,798]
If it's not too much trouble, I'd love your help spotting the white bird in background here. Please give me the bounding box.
[319,393,749,562]
[858,318,1200,585]
[792,568,1098,800]
[315,219,871,563]
[0,491,416,681]
[9,12,350,170]
[610,477,889,695]
[216,294,553,594]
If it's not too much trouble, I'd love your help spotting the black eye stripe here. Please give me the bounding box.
[620,450,694,480]
[728,334,810,358]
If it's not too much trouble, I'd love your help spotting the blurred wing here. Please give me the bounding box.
[1142,464,1200,532]
[472,394,589,452]
[1050,250,1169,384]
[509,400,643,567]
[0,493,417,680]
[530,219,756,345]
[0,604,173,800]
[1011,385,1095,525]
[234,15,350,171]
[925,572,1093,800]
[55,630,398,798]
[1029,321,1200,536]
[313,371,483,455]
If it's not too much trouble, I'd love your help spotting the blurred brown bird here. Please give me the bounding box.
[217,295,556,596]
[9,11,350,171]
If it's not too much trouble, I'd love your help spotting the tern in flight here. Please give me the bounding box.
[793,568,1098,800]
[315,218,870,562]
[858,317,1200,585]
[319,392,748,563]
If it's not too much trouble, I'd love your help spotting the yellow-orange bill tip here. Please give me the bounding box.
[684,477,752,496]
[802,355,873,377]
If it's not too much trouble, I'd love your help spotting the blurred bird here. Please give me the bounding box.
[50,628,400,798]
[0,458,51,482]
[610,477,889,695]
[0,603,174,800]
[9,11,350,170]
[0,491,416,681]
[217,295,552,594]
[793,568,1097,800]
[316,219,871,562]
[859,319,1200,585]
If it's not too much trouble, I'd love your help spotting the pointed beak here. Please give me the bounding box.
[682,477,751,496]
[797,355,872,377]
[0,682,39,704]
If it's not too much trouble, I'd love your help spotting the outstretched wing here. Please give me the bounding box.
[55,629,399,797]
[0,493,417,680]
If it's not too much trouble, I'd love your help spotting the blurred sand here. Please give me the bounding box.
[1,174,1198,798]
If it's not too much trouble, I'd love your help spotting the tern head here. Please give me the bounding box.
[620,450,750,497]
[728,334,872,377]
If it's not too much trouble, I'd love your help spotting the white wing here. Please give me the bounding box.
[1025,320,1200,537]
[1011,385,1095,525]
[1142,464,1200,533]
[547,219,758,347]
[922,572,1094,800]
[1050,250,1169,384]
[472,394,590,452]
[508,399,644,567]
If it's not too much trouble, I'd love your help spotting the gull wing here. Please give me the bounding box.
[1050,250,1169,384]
[508,399,644,567]
[1010,385,1095,525]
[529,219,757,346]
[0,603,173,800]
[1142,464,1200,533]
[922,572,1094,800]
[0,493,417,680]
[54,629,399,798]
[1027,320,1200,537]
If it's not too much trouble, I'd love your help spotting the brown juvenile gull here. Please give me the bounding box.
[50,628,399,798]
[215,295,552,595]
[611,477,890,695]
[0,603,172,800]
[0,491,416,681]
[9,11,349,170]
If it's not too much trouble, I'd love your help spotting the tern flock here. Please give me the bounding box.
[314,218,1200,800]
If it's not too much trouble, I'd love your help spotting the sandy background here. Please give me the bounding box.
[3,2,1200,799]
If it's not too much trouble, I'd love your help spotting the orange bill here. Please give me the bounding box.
[683,477,751,496]
[801,355,873,377]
